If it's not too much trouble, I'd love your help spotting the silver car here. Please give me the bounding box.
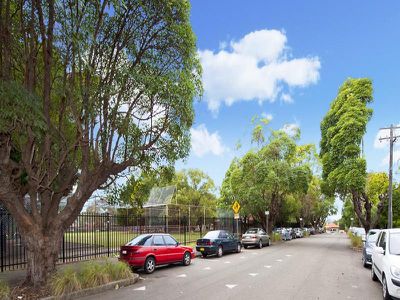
[241,228,270,249]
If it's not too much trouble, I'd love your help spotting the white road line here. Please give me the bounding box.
[225,284,237,289]
[276,259,283,262]
[224,261,231,264]
[134,286,146,291]
[240,256,246,259]
[351,285,358,289]
[248,273,259,277]
[203,267,211,270]
[285,254,292,257]
[264,265,272,268]
[177,274,187,278]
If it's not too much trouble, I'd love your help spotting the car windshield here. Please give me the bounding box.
[390,233,400,255]
[203,231,220,239]
[245,229,258,234]
[368,233,379,243]
[126,234,152,246]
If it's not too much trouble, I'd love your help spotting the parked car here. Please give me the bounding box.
[362,229,380,267]
[287,228,297,239]
[294,228,303,238]
[281,228,292,241]
[353,227,366,241]
[241,227,270,248]
[196,230,242,258]
[119,233,195,274]
[371,228,400,299]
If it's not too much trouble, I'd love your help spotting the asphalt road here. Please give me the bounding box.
[81,233,383,300]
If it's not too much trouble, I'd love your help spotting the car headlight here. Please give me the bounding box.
[390,266,400,279]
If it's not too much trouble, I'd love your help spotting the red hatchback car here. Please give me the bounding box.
[119,233,195,274]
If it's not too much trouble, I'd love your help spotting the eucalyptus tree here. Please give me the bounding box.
[220,129,313,232]
[0,0,201,286]
[320,78,385,232]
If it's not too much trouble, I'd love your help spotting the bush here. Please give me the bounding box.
[350,234,363,249]
[50,267,82,297]
[0,281,10,299]
[50,259,133,296]
[271,232,282,242]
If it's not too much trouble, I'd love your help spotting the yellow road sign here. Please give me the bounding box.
[232,201,241,214]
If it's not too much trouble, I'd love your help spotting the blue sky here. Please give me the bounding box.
[176,1,400,218]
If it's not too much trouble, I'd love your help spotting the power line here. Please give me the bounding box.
[379,124,400,229]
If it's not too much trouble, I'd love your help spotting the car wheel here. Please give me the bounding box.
[236,243,242,253]
[382,275,391,300]
[183,251,191,266]
[371,266,378,281]
[362,255,368,268]
[258,240,263,249]
[243,245,248,249]
[144,256,155,274]
[202,253,207,258]
[217,245,223,257]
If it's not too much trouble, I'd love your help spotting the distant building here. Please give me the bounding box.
[325,223,339,232]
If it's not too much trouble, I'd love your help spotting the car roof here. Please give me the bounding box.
[380,229,400,233]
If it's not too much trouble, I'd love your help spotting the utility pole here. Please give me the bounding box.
[379,124,400,229]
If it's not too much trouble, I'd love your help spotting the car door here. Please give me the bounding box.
[219,231,230,251]
[152,235,168,264]
[374,231,386,280]
[163,235,182,263]
[259,229,268,244]
[226,233,236,251]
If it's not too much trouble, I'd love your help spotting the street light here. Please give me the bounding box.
[265,210,270,233]
[299,217,303,229]
[350,217,354,229]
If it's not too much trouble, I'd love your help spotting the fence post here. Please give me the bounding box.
[0,213,4,272]
[106,213,110,257]
[62,233,66,263]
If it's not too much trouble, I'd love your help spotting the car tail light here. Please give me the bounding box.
[206,241,212,246]
[251,235,257,238]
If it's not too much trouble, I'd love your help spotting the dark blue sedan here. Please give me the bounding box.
[196,230,242,258]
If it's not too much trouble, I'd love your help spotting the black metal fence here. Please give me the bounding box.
[0,210,241,272]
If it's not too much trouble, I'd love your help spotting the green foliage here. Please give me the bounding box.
[220,124,315,228]
[320,78,373,196]
[271,232,282,242]
[0,280,10,299]
[50,260,132,296]
[348,232,363,249]
[50,267,82,296]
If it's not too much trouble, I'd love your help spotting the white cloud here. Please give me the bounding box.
[261,112,273,121]
[281,123,300,137]
[374,124,400,149]
[199,29,321,112]
[190,124,227,157]
[281,93,293,103]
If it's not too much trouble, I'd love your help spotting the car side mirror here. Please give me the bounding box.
[376,247,385,255]
[176,242,180,247]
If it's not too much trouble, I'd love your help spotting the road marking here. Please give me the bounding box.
[276,259,283,262]
[240,256,246,259]
[177,274,187,278]
[248,273,259,277]
[203,267,211,270]
[285,254,292,257]
[252,252,258,255]
[224,261,231,264]
[225,284,237,289]
[264,265,272,268]
[351,285,358,289]
[134,286,146,291]
[138,277,146,280]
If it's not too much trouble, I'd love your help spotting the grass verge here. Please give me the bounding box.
[0,280,10,299]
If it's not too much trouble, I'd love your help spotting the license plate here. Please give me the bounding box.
[122,250,127,254]
[200,248,204,251]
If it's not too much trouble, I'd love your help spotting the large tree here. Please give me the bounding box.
[320,78,385,233]
[0,0,201,286]
[220,128,313,233]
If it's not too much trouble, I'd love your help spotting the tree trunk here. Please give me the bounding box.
[23,229,62,287]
